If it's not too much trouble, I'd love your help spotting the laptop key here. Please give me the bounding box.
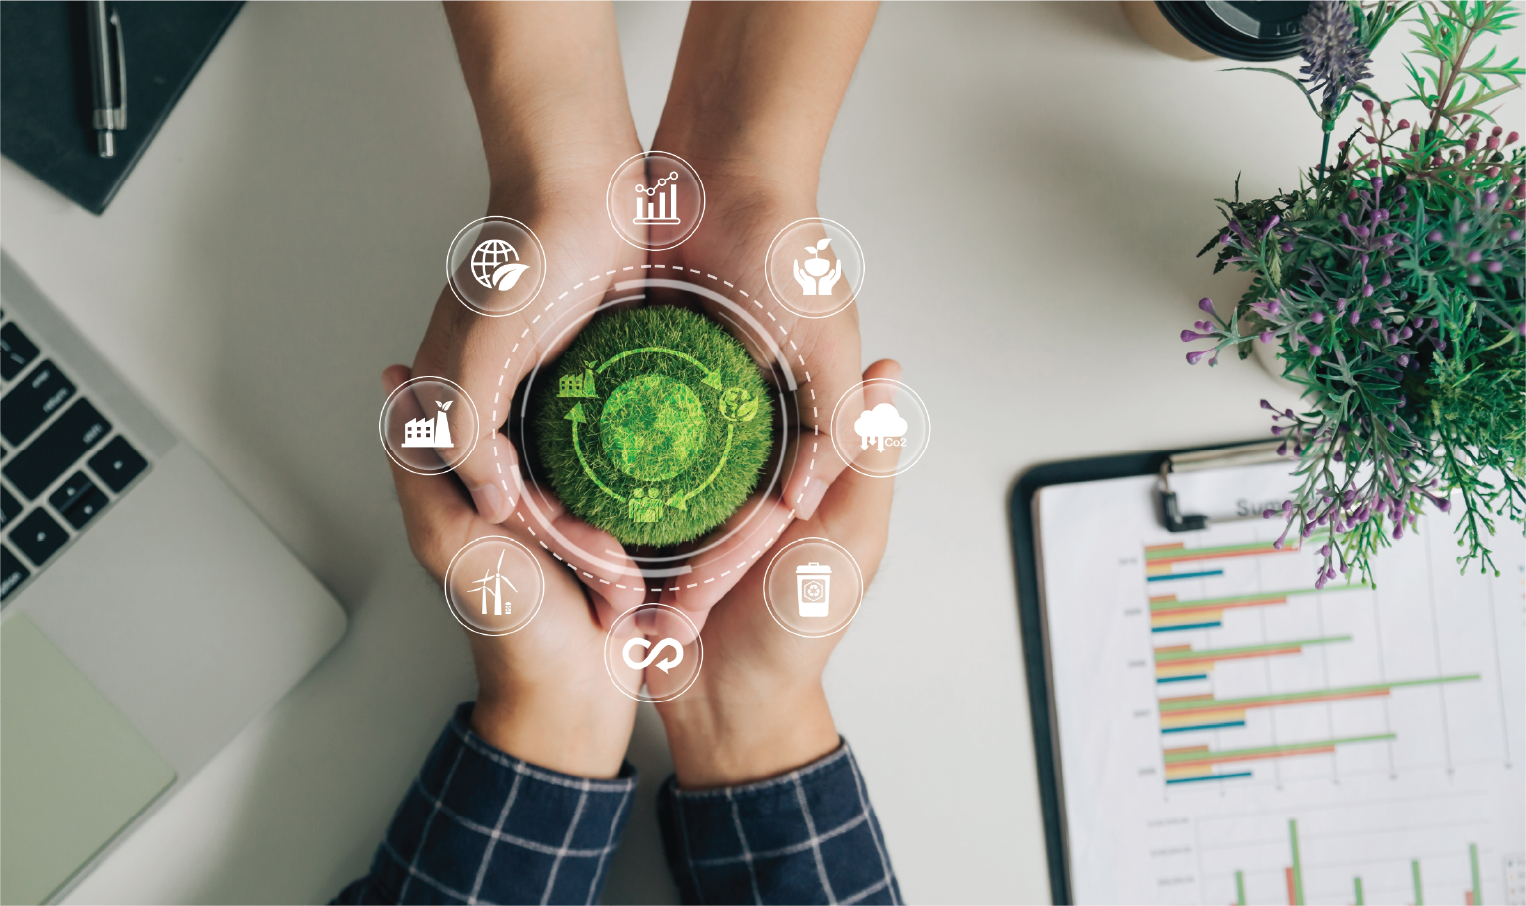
[89,436,147,493]
[2,399,111,500]
[49,471,95,510]
[10,508,67,567]
[1,487,19,529]
[1,322,39,381]
[2,359,77,446]
[54,483,109,531]
[1,544,28,600]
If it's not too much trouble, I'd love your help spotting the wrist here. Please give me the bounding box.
[658,680,839,790]
[652,125,821,206]
[470,683,633,780]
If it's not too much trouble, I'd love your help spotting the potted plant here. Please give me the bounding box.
[1180,0,1523,586]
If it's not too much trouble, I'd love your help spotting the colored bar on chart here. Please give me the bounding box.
[1471,843,1481,905]
[1149,583,1367,634]
[1147,568,1225,583]
[1236,870,1246,906]
[1158,676,1480,733]
[1413,858,1424,905]
[1285,867,1297,906]
[1290,820,1305,906]
[1153,636,1351,681]
[1355,876,1365,905]
[1149,591,1303,632]
[1145,540,1300,574]
[1162,734,1394,782]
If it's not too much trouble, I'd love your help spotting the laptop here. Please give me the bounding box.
[0,252,347,904]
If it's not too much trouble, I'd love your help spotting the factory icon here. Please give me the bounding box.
[403,400,454,449]
[559,362,599,399]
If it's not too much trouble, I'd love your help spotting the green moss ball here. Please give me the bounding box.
[531,306,776,547]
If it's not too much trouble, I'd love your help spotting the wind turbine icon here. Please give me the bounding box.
[471,550,518,616]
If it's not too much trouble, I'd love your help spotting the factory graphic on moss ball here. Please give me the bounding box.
[534,307,775,546]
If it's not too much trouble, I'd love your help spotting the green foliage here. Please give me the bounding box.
[1185,1,1525,585]
[531,306,776,548]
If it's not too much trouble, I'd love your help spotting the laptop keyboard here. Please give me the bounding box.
[1,317,149,602]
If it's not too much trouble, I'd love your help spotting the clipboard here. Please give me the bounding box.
[1009,442,1524,906]
[1008,440,1283,905]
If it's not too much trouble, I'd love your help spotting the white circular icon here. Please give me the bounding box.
[764,218,865,318]
[379,376,480,475]
[828,378,930,478]
[447,217,546,316]
[762,537,865,638]
[602,603,704,702]
[605,152,705,251]
[443,536,546,636]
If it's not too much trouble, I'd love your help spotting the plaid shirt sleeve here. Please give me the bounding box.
[333,702,637,905]
[656,739,901,905]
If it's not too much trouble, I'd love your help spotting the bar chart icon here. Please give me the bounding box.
[635,172,682,225]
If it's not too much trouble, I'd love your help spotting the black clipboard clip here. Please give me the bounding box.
[1156,441,1284,533]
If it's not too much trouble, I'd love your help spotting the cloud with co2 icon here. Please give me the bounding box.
[832,378,930,477]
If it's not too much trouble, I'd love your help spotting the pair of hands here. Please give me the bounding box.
[383,358,899,785]
[383,1,883,786]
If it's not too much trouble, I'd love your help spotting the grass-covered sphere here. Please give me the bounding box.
[531,306,775,547]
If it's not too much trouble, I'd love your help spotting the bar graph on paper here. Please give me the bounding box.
[1134,523,1523,904]
[1135,536,1501,793]
[1032,462,1525,905]
[1221,823,1488,905]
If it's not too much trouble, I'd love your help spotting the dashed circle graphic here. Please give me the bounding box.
[482,266,826,596]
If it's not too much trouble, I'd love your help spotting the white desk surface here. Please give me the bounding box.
[10,3,1510,903]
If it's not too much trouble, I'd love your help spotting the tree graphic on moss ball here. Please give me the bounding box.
[532,307,776,547]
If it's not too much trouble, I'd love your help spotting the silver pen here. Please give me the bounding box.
[85,0,127,158]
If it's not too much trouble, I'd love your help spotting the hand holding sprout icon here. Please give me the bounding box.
[792,238,843,296]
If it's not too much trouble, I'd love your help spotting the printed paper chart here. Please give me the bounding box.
[1037,464,1525,905]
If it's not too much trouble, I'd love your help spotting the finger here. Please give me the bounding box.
[659,491,796,633]
[413,215,644,525]
[778,312,865,519]
[410,285,539,524]
[517,489,646,627]
[798,363,904,585]
[381,365,481,580]
[839,358,904,474]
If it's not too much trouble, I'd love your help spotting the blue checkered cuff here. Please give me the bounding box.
[335,702,637,905]
[657,740,901,905]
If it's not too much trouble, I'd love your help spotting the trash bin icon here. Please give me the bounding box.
[797,562,831,617]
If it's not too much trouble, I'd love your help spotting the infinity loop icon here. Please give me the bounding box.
[622,637,685,673]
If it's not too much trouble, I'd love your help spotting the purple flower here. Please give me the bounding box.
[1186,350,1209,365]
[1260,330,1275,343]
[1427,230,1443,242]
[1181,330,1212,342]
[1198,297,1216,313]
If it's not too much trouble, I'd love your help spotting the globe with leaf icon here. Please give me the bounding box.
[470,239,527,291]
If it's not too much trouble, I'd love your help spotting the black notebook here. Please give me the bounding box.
[1,1,242,215]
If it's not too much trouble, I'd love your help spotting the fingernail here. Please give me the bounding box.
[795,477,829,518]
[470,483,505,522]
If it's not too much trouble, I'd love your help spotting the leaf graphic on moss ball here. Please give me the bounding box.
[492,263,530,291]
[737,398,759,422]
[817,238,831,251]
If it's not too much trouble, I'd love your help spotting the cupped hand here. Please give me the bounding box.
[647,169,868,635]
[383,365,641,778]
[650,359,902,789]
